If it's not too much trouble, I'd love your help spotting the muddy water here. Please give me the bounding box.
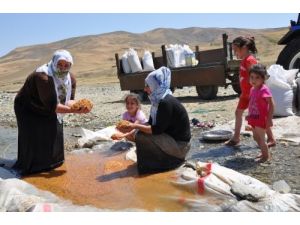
[24,152,197,211]
[1,125,300,211]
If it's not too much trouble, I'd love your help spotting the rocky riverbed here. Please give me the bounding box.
[1,83,299,195]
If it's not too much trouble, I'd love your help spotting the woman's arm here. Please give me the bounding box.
[55,103,73,113]
[55,101,90,114]
[131,123,152,134]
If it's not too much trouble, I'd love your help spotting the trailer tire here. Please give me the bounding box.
[196,85,218,100]
[276,37,300,70]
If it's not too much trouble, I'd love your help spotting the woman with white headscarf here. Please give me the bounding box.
[13,49,91,176]
[126,67,191,174]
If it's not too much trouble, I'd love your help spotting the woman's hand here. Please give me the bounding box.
[111,132,125,140]
[117,122,135,133]
[73,107,91,114]
[66,100,76,107]
[66,100,92,114]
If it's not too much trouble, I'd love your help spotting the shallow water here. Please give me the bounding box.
[1,125,300,211]
[23,151,201,211]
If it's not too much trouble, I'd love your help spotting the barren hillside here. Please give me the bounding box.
[0,27,288,91]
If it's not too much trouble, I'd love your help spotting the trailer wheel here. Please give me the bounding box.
[231,73,241,95]
[196,85,218,100]
[276,37,300,70]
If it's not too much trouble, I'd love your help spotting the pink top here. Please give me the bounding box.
[247,84,272,128]
[122,110,147,124]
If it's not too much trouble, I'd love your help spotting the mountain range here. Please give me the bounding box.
[0,27,288,91]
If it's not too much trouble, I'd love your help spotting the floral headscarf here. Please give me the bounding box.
[145,66,172,125]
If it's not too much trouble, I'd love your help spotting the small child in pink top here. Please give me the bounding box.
[246,64,275,162]
[122,94,147,124]
[113,93,147,141]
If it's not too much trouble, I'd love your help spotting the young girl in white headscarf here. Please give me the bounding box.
[13,49,90,176]
[125,67,191,174]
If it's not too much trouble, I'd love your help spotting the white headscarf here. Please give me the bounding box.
[36,49,73,123]
[145,66,172,125]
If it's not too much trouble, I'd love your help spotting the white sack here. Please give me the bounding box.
[267,64,295,116]
[121,52,132,74]
[142,51,155,71]
[127,48,143,73]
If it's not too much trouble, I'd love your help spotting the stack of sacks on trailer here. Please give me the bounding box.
[166,44,198,68]
[121,49,155,73]
[266,64,299,116]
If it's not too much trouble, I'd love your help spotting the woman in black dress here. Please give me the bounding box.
[126,67,191,174]
[13,49,90,176]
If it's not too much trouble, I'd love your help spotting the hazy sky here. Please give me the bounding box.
[0,13,297,57]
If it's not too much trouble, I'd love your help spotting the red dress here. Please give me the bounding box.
[237,54,257,110]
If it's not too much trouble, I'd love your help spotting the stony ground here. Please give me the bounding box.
[0,83,238,129]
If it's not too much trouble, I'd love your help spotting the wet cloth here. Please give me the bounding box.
[135,132,190,174]
[246,84,272,129]
[122,110,147,124]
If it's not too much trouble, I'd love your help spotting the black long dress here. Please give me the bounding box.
[13,71,76,175]
[135,94,191,174]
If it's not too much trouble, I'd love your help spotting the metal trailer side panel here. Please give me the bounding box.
[170,65,226,87]
[118,64,226,91]
[119,73,149,91]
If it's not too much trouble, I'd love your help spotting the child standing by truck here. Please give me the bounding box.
[246,64,275,162]
[225,36,276,147]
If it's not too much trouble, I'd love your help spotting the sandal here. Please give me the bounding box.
[224,139,240,146]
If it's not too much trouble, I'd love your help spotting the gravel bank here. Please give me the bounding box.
[0,83,238,129]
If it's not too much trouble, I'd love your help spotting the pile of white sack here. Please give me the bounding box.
[166,44,198,68]
[121,49,155,73]
[172,161,300,212]
[266,64,299,116]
